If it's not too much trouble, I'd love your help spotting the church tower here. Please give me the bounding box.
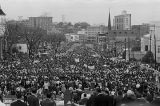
[108,9,111,31]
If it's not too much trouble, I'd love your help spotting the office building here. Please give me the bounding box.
[131,24,150,37]
[28,17,53,31]
[113,10,131,30]
[86,26,108,36]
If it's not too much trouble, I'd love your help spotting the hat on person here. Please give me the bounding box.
[96,87,101,93]
[136,84,140,88]
[127,90,134,96]
[69,87,73,91]
[111,91,115,96]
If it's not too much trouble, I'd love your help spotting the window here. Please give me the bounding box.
[145,45,148,51]
[19,46,22,50]
[158,57,160,62]
[158,46,160,53]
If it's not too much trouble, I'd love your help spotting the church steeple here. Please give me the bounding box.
[0,5,6,15]
[108,9,111,31]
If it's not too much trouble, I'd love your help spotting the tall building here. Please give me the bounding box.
[113,10,131,30]
[131,24,150,37]
[28,17,53,31]
[0,5,6,59]
[85,26,108,43]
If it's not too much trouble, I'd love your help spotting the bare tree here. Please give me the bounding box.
[5,22,24,55]
[24,27,46,57]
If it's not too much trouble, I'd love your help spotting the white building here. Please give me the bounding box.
[113,10,131,30]
[16,44,28,53]
[65,34,80,42]
[77,29,86,35]
[141,23,160,63]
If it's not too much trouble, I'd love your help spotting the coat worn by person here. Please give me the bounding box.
[40,98,56,106]
[151,97,160,106]
[11,100,27,106]
[27,94,39,106]
[94,93,115,106]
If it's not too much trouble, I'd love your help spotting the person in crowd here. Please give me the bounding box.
[93,87,115,106]
[10,92,27,106]
[78,93,88,105]
[64,87,73,106]
[122,90,136,105]
[0,95,5,106]
[27,88,39,106]
[40,92,56,106]
[151,92,160,106]
[115,91,123,106]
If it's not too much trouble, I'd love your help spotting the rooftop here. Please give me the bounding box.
[0,6,6,15]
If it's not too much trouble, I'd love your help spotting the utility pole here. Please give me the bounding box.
[115,41,117,57]
[150,31,152,51]
[128,33,130,60]
[154,25,156,69]
[125,38,126,60]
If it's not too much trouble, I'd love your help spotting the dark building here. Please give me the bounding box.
[131,24,150,37]
[28,17,53,31]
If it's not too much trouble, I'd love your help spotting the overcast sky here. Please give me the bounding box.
[1,0,160,25]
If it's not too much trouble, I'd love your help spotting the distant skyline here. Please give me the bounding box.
[1,0,160,25]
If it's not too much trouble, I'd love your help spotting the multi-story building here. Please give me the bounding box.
[132,24,150,37]
[85,25,108,43]
[65,33,80,42]
[20,20,30,27]
[141,24,160,63]
[86,25,108,36]
[0,6,6,59]
[113,10,131,30]
[28,17,53,31]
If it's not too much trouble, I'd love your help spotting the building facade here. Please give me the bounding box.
[113,10,131,30]
[132,24,150,37]
[0,6,6,59]
[85,26,108,43]
[86,26,108,36]
[141,24,160,63]
[65,33,80,42]
[28,17,53,31]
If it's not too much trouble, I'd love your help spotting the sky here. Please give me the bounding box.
[1,0,160,25]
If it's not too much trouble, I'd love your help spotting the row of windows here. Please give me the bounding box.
[145,45,160,53]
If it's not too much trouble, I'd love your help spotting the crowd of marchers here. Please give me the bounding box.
[0,46,160,106]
